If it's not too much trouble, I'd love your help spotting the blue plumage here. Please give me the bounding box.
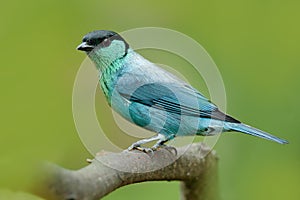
[77,30,288,151]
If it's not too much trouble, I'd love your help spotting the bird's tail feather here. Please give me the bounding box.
[228,123,288,144]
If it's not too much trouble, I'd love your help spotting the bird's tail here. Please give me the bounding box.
[227,123,288,144]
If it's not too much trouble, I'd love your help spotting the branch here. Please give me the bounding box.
[33,143,219,200]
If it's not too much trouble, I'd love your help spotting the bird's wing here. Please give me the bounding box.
[116,81,239,123]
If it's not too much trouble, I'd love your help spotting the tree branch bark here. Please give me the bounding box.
[33,143,219,200]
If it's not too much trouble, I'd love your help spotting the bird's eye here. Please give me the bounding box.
[86,39,92,44]
[102,38,111,47]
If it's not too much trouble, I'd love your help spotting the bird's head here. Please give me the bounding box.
[77,30,129,68]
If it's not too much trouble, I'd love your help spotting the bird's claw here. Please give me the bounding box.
[127,144,136,152]
[152,144,177,155]
[164,145,178,155]
[136,146,154,154]
[127,144,154,154]
[127,140,177,156]
[127,145,177,156]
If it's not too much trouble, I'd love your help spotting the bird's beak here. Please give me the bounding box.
[76,42,94,51]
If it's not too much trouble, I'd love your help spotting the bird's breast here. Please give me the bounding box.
[99,63,125,104]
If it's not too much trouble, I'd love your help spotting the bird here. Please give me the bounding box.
[77,30,288,152]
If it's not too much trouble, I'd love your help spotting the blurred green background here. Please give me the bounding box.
[1,0,299,199]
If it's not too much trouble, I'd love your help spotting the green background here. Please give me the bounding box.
[1,0,299,199]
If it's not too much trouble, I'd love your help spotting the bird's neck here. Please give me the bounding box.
[92,49,132,102]
[88,48,129,72]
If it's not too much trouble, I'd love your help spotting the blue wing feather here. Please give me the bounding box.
[117,82,239,123]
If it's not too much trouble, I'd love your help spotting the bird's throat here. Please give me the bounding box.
[99,59,124,104]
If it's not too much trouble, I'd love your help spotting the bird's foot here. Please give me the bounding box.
[127,144,154,154]
[126,134,176,155]
[151,144,177,155]
[136,146,154,154]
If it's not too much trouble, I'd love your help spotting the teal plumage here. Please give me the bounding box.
[77,30,288,152]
